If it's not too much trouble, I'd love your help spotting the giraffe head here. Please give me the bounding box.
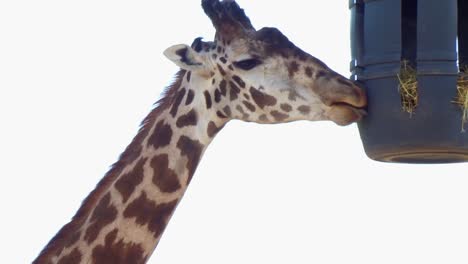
[164,0,366,126]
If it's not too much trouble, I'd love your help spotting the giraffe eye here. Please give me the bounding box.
[233,58,262,70]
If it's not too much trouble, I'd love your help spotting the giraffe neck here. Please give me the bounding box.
[34,70,226,264]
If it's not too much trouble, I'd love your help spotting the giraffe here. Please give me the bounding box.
[33,0,366,263]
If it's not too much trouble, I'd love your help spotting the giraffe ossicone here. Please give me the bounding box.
[34,0,367,263]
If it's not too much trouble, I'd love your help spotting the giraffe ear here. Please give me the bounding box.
[164,44,208,72]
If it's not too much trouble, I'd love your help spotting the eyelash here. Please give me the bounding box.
[233,58,262,70]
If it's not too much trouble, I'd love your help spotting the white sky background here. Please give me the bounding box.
[1,0,468,263]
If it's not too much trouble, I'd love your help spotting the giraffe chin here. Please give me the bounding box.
[327,103,367,126]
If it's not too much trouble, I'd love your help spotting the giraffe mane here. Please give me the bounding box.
[34,70,186,263]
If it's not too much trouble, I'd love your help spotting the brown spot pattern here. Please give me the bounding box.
[305,66,313,78]
[217,111,228,119]
[298,105,311,114]
[185,90,195,105]
[186,71,191,82]
[316,70,328,80]
[65,231,81,249]
[220,57,227,64]
[170,88,187,117]
[115,158,147,203]
[214,89,222,103]
[92,229,146,264]
[123,192,178,239]
[84,193,118,244]
[177,135,204,182]
[236,105,249,119]
[176,109,198,128]
[57,248,81,264]
[223,106,232,117]
[288,61,299,77]
[204,91,212,109]
[229,81,241,101]
[219,80,227,96]
[32,70,189,264]
[250,87,277,109]
[207,121,224,138]
[217,64,226,76]
[280,104,292,112]
[150,154,181,193]
[271,111,289,122]
[242,101,256,112]
[287,90,301,101]
[148,120,172,150]
[259,114,269,122]
[232,75,246,88]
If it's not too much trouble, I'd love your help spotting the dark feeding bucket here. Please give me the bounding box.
[350,0,468,163]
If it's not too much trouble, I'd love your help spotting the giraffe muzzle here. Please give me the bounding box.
[325,83,367,126]
[329,83,367,109]
[327,102,367,126]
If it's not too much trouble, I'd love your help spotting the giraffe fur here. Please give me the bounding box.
[34,1,366,263]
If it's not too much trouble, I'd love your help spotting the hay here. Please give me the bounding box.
[454,68,468,132]
[397,60,418,116]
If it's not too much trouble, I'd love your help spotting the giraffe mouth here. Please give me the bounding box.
[330,101,367,113]
[327,101,367,126]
